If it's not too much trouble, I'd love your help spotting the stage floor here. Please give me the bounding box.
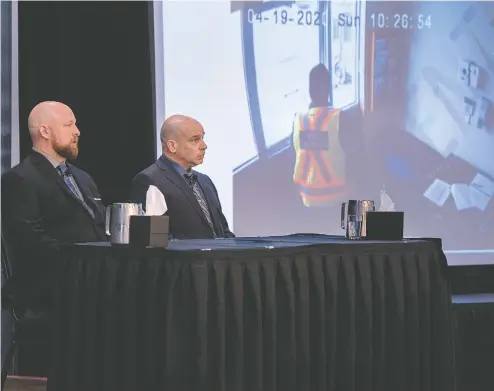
[452,293,494,303]
[4,376,46,391]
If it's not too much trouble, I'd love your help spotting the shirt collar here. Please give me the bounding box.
[32,147,65,168]
[160,154,189,177]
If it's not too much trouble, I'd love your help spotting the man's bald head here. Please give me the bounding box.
[28,101,73,139]
[28,101,80,162]
[160,114,198,146]
[160,114,207,169]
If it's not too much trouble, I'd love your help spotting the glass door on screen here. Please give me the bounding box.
[327,0,361,108]
[242,1,325,155]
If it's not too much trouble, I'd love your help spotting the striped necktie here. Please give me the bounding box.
[184,170,216,237]
[57,162,95,218]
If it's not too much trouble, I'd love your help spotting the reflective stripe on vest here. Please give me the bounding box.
[294,109,344,183]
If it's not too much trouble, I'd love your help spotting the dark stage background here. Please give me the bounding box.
[8,1,156,376]
[18,1,156,205]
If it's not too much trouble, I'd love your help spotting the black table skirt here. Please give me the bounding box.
[48,238,455,391]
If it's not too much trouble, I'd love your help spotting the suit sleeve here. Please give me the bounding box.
[83,172,107,218]
[210,178,235,238]
[1,172,60,254]
[129,173,151,211]
[86,173,104,202]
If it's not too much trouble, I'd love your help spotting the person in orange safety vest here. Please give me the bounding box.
[292,63,346,207]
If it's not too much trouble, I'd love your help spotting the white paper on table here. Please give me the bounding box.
[145,185,168,215]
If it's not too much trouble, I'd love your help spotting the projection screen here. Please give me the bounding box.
[153,0,494,266]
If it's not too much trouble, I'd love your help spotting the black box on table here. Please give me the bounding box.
[129,215,169,247]
[365,211,404,240]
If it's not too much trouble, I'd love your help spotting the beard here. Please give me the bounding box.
[53,139,79,161]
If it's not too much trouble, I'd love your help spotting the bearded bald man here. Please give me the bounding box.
[130,115,234,239]
[1,101,107,309]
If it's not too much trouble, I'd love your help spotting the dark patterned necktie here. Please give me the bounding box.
[57,162,95,218]
[184,170,216,237]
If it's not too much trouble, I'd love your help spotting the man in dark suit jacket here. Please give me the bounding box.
[1,101,107,309]
[130,115,234,239]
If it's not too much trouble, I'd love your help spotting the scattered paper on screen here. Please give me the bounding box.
[423,179,452,207]
[469,173,494,211]
[471,173,494,198]
[451,183,472,211]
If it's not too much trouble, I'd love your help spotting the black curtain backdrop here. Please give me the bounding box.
[18,1,156,205]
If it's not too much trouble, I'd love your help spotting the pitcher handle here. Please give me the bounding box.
[105,206,111,237]
[341,202,346,230]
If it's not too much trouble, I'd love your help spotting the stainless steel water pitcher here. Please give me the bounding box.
[341,200,375,239]
[105,203,144,244]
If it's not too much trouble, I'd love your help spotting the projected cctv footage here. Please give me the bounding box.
[155,1,494,265]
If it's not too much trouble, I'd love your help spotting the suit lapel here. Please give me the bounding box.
[30,153,93,217]
[156,158,210,226]
[69,165,99,215]
[57,168,95,219]
[56,174,83,204]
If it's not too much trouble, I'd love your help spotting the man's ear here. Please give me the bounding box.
[39,124,50,140]
[167,139,177,154]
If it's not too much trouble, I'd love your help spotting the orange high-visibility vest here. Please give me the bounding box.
[292,107,346,207]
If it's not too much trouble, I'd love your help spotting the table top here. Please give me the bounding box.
[73,234,437,252]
